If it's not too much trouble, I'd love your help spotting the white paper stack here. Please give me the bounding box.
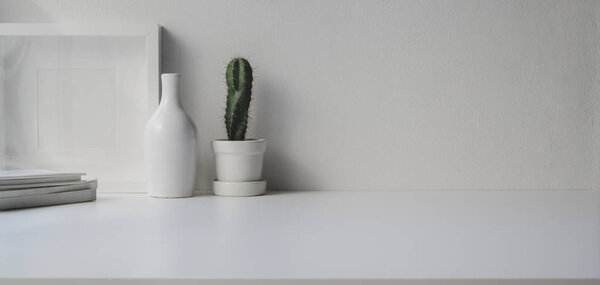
[0,170,97,210]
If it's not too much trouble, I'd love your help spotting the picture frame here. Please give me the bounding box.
[0,23,161,193]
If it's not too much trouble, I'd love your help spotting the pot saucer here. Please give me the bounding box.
[213,180,267,197]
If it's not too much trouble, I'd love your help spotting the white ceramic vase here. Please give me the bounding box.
[212,139,267,196]
[145,73,197,198]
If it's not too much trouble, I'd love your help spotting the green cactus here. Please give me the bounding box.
[225,57,253,141]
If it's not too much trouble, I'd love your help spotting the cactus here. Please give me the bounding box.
[225,58,253,141]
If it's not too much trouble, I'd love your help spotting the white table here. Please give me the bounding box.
[1,190,599,284]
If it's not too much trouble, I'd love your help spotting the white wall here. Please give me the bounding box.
[1,0,598,191]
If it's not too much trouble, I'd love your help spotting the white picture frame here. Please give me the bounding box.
[0,23,161,193]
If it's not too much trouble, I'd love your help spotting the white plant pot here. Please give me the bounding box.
[212,139,266,196]
[145,73,197,198]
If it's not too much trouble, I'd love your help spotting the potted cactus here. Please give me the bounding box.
[212,58,266,196]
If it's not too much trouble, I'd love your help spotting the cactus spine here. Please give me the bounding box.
[225,58,253,141]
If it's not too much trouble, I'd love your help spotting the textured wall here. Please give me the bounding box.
[1,0,598,191]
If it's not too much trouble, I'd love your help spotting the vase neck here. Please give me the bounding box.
[160,73,183,108]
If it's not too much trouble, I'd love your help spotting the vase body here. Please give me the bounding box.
[145,73,197,198]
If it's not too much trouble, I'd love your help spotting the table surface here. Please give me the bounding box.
[1,190,599,279]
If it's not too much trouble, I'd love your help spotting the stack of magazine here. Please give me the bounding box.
[0,170,97,210]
